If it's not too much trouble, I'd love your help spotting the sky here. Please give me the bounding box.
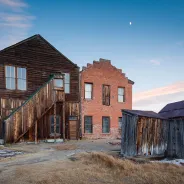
[0,0,184,112]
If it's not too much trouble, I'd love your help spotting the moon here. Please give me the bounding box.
[129,22,132,25]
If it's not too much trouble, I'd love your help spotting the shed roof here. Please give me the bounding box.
[122,109,167,119]
[159,100,184,118]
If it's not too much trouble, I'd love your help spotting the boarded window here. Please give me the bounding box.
[64,73,70,94]
[118,87,125,102]
[102,85,110,106]
[5,66,15,90]
[84,116,92,133]
[85,83,93,99]
[17,67,27,90]
[102,116,110,133]
[50,115,60,134]
[118,117,122,128]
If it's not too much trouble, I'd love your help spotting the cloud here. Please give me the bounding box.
[133,81,184,112]
[0,1,35,49]
[150,59,160,65]
[0,0,27,9]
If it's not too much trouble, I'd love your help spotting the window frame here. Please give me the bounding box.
[64,73,70,94]
[118,87,125,103]
[102,116,110,134]
[5,65,27,91]
[118,117,122,129]
[84,83,93,100]
[50,115,61,135]
[102,84,110,106]
[84,116,93,133]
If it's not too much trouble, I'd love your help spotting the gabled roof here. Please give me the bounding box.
[0,34,79,68]
[159,100,184,118]
[122,109,167,119]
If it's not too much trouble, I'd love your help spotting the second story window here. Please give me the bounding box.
[5,66,27,90]
[64,73,70,94]
[5,66,15,90]
[118,87,125,102]
[17,67,27,90]
[102,85,110,106]
[54,79,63,88]
[85,83,93,99]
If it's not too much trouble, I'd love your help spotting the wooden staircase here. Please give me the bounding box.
[2,74,65,144]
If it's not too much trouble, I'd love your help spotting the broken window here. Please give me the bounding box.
[85,83,93,99]
[102,116,110,133]
[118,87,125,102]
[84,116,92,133]
[50,115,60,134]
[102,85,110,106]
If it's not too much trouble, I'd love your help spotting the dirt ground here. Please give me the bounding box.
[0,139,184,184]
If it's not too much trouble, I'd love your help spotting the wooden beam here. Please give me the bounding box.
[35,120,38,144]
[63,102,65,141]
[54,102,57,142]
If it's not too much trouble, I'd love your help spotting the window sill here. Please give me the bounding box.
[101,133,110,135]
[84,99,93,101]
[84,133,93,134]
[6,89,27,92]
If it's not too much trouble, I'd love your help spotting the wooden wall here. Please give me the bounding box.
[121,113,168,156]
[167,118,184,158]
[0,35,79,102]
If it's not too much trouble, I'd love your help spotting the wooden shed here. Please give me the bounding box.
[121,109,168,157]
[159,100,184,158]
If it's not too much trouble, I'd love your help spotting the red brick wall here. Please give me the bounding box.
[81,59,133,139]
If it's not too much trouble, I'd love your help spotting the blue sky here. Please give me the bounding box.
[0,0,184,111]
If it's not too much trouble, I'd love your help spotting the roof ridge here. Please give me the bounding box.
[0,34,79,68]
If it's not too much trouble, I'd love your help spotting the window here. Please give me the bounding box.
[102,85,110,106]
[85,83,93,99]
[118,117,122,129]
[50,115,60,134]
[5,66,15,90]
[102,116,110,133]
[118,87,125,102]
[84,116,92,133]
[54,79,63,88]
[64,73,70,93]
[17,67,27,90]
[5,66,27,90]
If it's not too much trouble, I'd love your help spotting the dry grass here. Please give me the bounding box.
[0,152,184,184]
[51,144,77,150]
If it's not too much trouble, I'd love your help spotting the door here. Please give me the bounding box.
[69,116,78,140]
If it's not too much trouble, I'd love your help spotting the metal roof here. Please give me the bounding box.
[159,100,184,118]
[122,109,167,119]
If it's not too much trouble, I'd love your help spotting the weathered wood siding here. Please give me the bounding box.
[3,76,64,143]
[121,113,168,156]
[167,118,184,158]
[0,35,79,102]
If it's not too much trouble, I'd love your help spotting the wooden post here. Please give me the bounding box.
[63,102,65,141]
[35,120,38,144]
[54,101,57,142]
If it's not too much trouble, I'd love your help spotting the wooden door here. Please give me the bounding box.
[69,116,78,140]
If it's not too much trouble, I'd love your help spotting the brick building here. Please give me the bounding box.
[80,58,134,139]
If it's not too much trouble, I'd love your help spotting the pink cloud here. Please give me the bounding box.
[133,81,184,112]
[0,0,27,8]
[150,59,161,65]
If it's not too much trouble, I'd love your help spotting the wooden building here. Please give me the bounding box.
[121,109,168,157]
[0,34,80,144]
[159,101,184,158]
